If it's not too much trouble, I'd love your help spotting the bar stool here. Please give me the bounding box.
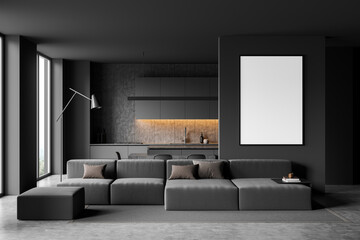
[186,154,206,159]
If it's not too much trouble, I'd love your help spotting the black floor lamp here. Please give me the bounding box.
[56,88,101,181]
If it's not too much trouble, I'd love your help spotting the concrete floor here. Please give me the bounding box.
[0,175,359,240]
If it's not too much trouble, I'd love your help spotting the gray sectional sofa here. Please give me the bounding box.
[58,158,312,210]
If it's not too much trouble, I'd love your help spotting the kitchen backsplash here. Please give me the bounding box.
[135,119,218,144]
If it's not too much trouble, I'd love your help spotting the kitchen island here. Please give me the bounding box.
[90,143,218,159]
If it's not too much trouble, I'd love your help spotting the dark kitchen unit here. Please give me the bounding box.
[90,63,218,145]
[90,63,219,159]
[131,77,218,119]
[90,143,218,159]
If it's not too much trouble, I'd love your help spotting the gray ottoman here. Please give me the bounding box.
[17,187,85,220]
[232,178,312,210]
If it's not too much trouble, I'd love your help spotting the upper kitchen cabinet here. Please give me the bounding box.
[135,77,161,96]
[160,77,185,119]
[161,100,185,119]
[185,101,210,119]
[185,78,210,96]
[209,100,218,119]
[209,77,218,97]
[133,77,218,119]
[135,101,161,119]
[161,77,185,96]
[135,78,161,119]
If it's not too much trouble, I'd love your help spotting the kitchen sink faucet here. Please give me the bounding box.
[184,127,187,144]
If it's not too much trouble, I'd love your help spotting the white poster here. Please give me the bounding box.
[240,56,303,145]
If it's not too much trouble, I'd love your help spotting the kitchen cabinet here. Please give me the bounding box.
[147,149,218,158]
[135,77,160,96]
[134,77,218,119]
[148,149,182,155]
[209,101,218,119]
[128,146,148,155]
[185,101,209,119]
[209,78,218,97]
[90,145,149,159]
[161,100,185,119]
[161,77,184,96]
[135,101,161,119]
[90,145,128,159]
[185,77,209,96]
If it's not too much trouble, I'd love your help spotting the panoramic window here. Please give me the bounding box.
[37,54,51,178]
[0,35,3,195]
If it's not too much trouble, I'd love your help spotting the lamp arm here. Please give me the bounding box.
[56,92,77,122]
[56,88,93,122]
[69,88,91,101]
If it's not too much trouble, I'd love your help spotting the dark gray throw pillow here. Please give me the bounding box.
[193,161,224,179]
[83,164,106,179]
[169,164,198,180]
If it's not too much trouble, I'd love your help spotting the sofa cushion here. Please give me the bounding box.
[232,178,311,210]
[229,159,291,178]
[67,159,117,179]
[58,178,113,205]
[169,164,198,179]
[83,164,105,179]
[165,179,238,210]
[117,159,165,178]
[167,159,230,179]
[111,178,164,204]
[193,161,224,179]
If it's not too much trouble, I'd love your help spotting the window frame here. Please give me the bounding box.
[37,53,52,180]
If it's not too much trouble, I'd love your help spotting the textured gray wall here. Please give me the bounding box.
[326,48,354,184]
[219,36,326,192]
[91,63,218,143]
[5,36,37,195]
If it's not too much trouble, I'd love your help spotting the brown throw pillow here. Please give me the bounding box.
[83,164,106,179]
[193,161,224,179]
[169,164,198,180]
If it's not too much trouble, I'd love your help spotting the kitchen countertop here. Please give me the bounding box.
[91,143,218,148]
[90,143,146,146]
[148,144,218,150]
[128,153,217,159]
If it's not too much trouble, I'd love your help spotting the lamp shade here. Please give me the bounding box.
[91,94,101,109]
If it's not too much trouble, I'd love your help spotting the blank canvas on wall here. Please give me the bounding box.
[240,56,303,145]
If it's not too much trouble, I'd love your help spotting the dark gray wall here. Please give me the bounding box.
[63,60,90,173]
[5,36,37,194]
[19,37,37,193]
[51,59,63,174]
[91,63,217,143]
[355,48,360,184]
[4,36,20,195]
[219,36,326,192]
[326,48,354,185]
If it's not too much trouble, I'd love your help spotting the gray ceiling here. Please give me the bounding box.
[1,0,360,63]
